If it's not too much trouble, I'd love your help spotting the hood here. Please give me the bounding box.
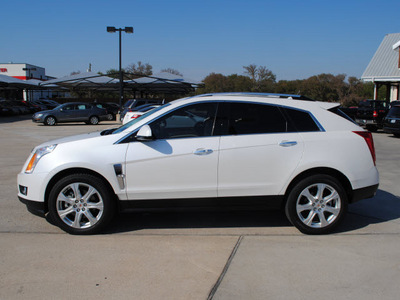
[35,131,102,149]
[35,109,53,115]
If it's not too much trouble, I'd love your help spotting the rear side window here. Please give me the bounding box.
[282,108,321,132]
[219,102,288,135]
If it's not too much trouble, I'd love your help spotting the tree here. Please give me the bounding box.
[126,61,153,75]
[242,64,276,92]
[243,64,258,82]
[161,68,183,76]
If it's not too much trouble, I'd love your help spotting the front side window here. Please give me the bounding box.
[149,102,218,140]
[63,104,75,111]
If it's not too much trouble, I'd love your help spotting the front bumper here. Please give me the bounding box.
[19,197,47,217]
[32,115,45,123]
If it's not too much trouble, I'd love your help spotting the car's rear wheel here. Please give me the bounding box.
[285,175,348,234]
[48,174,115,234]
[45,116,56,126]
[88,115,99,125]
[106,113,114,121]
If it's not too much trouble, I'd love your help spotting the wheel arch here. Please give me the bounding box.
[283,167,353,206]
[44,167,118,213]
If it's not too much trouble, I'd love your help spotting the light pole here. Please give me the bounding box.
[107,26,133,109]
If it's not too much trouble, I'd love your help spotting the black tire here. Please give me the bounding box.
[48,174,115,235]
[393,133,400,138]
[285,174,348,235]
[366,125,377,132]
[44,116,56,126]
[106,113,114,121]
[88,115,99,125]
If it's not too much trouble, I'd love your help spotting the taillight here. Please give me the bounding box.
[353,131,376,166]
[373,110,378,118]
[131,114,140,119]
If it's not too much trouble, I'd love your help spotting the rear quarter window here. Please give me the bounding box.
[282,108,321,132]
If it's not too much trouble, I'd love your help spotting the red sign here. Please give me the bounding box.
[0,68,7,72]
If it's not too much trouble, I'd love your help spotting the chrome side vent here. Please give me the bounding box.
[113,164,125,189]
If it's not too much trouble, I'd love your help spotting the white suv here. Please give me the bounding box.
[18,93,379,235]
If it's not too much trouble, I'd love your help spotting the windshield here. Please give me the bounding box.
[112,104,169,134]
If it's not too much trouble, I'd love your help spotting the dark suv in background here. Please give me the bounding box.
[383,105,400,137]
[355,100,389,132]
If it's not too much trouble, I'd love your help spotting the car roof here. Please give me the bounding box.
[171,93,339,111]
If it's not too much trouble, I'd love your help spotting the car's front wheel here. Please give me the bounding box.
[44,116,56,126]
[48,174,115,234]
[285,175,348,234]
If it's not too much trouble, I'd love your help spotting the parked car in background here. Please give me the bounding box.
[0,102,14,116]
[19,93,379,235]
[122,105,160,125]
[389,100,400,109]
[383,105,400,137]
[355,99,389,132]
[20,101,42,113]
[0,100,21,115]
[31,99,59,110]
[338,106,358,121]
[120,98,164,121]
[32,102,108,126]
[92,102,118,120]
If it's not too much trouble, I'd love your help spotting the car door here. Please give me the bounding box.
[57,104,76,122]
[124,102,220,200]
[217,102,304,197]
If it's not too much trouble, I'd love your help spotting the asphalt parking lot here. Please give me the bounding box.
[1,115,399,299]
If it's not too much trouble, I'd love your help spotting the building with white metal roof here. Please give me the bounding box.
[361,33,400,101]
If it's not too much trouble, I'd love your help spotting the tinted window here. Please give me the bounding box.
[63,104,75,111]
[150,103,218,139]
[283,108,320,132]
[219,102,288,135]
[387,107,400,118]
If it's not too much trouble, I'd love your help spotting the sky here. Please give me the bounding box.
[1,0,399,81]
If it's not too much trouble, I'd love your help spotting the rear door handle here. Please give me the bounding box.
[194,148,213,155]
[279,141,297,147]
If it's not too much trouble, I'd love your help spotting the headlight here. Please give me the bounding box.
[25,144,57,174]
[36,113,43,118]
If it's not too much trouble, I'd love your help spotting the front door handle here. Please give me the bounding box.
[279,141,297,147]
[194,148,213,155]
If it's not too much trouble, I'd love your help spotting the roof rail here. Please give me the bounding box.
[193,92,315,101]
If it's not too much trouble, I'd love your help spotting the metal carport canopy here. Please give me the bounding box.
[0,74,36,89]
[39,72,203,94]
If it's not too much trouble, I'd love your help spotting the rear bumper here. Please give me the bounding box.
[351,184,379,203]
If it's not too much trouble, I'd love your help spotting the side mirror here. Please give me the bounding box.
[136,125,154,141]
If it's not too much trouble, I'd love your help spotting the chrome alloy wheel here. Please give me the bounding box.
[56,182,104,229]
[296,183,341,228]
